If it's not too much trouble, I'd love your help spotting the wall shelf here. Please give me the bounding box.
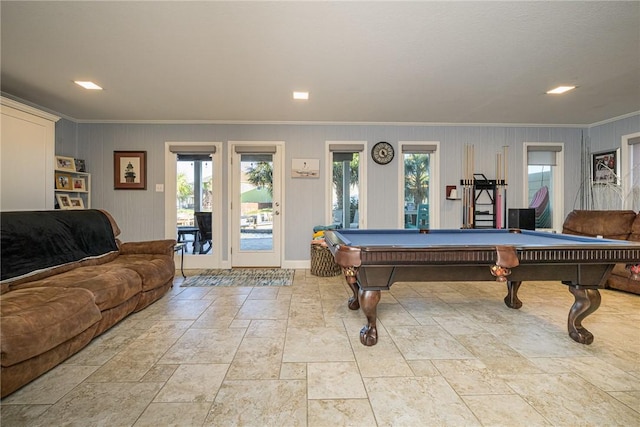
[54,168,91,209]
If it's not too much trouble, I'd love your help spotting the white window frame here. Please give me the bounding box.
[397,141,440,229]
[620,131,640,210]
[523,142,564,232]
[325,141,367,228]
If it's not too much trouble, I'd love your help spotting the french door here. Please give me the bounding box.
[165,142,222,270]
[230,143,283,267]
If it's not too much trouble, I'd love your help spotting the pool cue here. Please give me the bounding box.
[462,145,467,227]
[503,146,509,228]
[496,152,502,228]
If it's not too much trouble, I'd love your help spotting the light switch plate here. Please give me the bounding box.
[155,184,164,192]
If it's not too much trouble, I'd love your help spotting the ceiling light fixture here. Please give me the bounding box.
[546,86,576,94]
[74,81,103,90]
[293,91,309,100]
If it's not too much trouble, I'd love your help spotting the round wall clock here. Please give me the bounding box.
[371,141,394,165]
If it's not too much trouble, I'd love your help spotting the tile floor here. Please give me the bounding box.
[1,270,639,426]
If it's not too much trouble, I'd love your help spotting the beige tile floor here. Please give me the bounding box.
[2,270,640,426]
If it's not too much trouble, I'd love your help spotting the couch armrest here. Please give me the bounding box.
[119,239,176,256]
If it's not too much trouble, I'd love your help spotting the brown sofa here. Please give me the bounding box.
[0,209,175,397]
[562,209,640,295]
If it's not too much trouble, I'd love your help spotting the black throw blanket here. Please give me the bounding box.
[1,210,119,282]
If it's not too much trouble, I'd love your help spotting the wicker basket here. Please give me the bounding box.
[310,244,342,277]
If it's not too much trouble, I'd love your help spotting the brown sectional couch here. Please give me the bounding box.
[562,209,640,295]
[0,209,175,397]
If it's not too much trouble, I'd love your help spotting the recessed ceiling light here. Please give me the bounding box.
[74,81,103,90]
[546,86,576,94]
[293,91,309,100]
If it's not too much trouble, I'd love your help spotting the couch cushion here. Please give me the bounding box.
[108,254,174,292]
[562,210,637,240]
[0,287,101,367]
[13,266,142,311]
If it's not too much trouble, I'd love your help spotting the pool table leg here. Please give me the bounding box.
[343,268,361,310]
[567,286,601,345]
[504,280,523,309]
[358,288,381,346]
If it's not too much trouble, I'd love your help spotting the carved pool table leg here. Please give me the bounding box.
[359,289,381,346]
[568,286,601,345]
[342,267,360,310]
[504,280,523,309]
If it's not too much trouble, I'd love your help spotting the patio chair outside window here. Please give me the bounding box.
[194,212,212,254]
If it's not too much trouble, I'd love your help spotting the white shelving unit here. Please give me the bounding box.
[54,169,91,209]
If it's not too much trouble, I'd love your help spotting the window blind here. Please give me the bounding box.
[527,145,562,166]
[168,145,216,154]
[401,144,437,153]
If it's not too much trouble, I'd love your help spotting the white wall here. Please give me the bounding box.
[60,122,585,262]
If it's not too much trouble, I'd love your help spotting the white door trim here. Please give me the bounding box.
[620,131,640,210]
[228,141,284,267]
[164,141,223,270]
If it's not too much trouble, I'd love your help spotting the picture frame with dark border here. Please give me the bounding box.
[74,158,86,172]
[592,149,619,184]
[114,151,147,190]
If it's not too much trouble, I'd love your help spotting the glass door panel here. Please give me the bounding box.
[231,145,281,267]
[403,153,430,229]
[176,155,212,255]
[331,152,360,229]
[239,154,274,252]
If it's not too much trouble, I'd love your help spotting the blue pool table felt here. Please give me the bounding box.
[332,228,632,248]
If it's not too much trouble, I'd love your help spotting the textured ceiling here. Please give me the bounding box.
[1,1,639,125]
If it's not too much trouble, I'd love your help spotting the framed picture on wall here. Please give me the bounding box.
[291,158,320,178]
[592,149,619,184]
[114,151,147,190]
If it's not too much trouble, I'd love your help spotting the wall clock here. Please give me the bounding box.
[371,141,394,165]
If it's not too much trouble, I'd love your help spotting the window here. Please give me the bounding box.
[327,143,365,229]
[400,143,438,229]
[524,143,563,231]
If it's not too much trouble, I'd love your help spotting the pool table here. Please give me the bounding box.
[324,228,640,346]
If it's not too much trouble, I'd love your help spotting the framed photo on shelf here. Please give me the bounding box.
[72,177,86,191]
[56,194,72,209]
[55,172,73,190]
[114,151,147,190]
[68,197,85,209]
[592,149,619,184]
[55,155,76,172]
[74,158,86,172]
